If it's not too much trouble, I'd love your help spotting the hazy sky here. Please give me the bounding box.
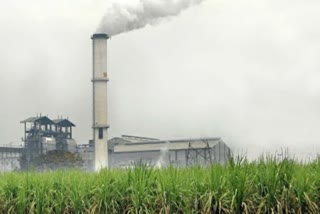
[1,0,320,159]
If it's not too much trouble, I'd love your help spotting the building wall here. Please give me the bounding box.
[109,151,162,168]
[0,151,21,172]
[108,142,231,168]
[212,142,231,164]
[78,145,94,170]
[80,139,232,169]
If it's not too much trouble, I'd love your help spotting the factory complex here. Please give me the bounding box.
[0,34,231,171]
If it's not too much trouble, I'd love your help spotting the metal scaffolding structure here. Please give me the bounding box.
[20,115,76,165]
[0,115,77,171]
[53,119,76,151]
[21,116,56,160]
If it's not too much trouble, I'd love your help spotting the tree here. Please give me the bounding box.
[19,150,83,171]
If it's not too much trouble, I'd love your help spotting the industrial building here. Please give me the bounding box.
[0,33,232,171]
[0,145,23,171]
[108,135,231,168]
[79,135,232,169]
[88,33,232,169]
[0,115,77,171]
[20,115,77,160]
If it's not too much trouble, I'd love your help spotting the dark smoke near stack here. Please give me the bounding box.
[96,0,205,35]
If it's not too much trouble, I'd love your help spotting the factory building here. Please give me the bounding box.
[1,32,233,172]
[15,115,231,170]
[108,135,231,168]
[88,33,232,169]
[20,115,77,160]
[78,135,231,169]
[77,135,231,169]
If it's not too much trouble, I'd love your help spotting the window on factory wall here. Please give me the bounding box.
[98,128,103,139]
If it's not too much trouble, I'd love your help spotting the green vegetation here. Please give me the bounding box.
[0,156,320,213]
[19,150,83,171]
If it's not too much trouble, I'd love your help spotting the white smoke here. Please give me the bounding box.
[96,0,205,36]
[155,142,170,168]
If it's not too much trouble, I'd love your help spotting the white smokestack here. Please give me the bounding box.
[96,0,205,36]
[92,34,109,171]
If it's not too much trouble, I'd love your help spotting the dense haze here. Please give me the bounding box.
[1,0,320,159]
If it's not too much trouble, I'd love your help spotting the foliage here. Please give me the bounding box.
[2,156,320,213]
[19,150,83,171]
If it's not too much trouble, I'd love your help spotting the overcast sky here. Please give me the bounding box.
[1,0,320,159]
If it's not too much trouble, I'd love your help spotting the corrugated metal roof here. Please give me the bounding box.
[20,116,54,125]
[52,119,76,127]
[111,138,224,153]
[121,135,159,142]
[113,138,221,146]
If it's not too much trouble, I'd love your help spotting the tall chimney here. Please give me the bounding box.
[91,33,109,170]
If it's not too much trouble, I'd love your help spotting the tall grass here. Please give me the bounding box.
[0,156,319,213]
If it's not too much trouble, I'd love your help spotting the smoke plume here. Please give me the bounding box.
[96,0,205,36]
